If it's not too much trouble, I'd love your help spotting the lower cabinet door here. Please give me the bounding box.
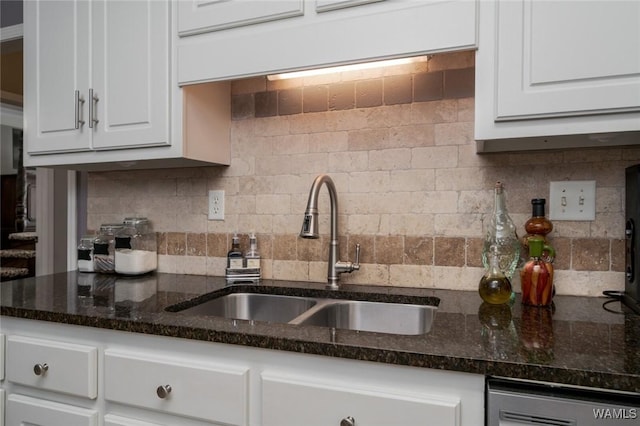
[104,413,165,426]
[262,372,461,426]
[104,349,249,425]
[6,393,99,426]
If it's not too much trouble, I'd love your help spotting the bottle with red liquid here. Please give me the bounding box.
[520,236,556,306]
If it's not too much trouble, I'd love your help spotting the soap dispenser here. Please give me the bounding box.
[245,233,260,269]
[227,233,243,269]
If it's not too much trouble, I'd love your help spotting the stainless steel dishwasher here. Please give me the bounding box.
[487,378,640,425]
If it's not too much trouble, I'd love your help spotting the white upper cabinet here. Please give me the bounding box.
[24,0,90,154]
[25,0,169,155]
[178,0,304,35]
[475,0,640,151]
[90,0,169,151]
[177,0,477,84]
[24,0,231,170]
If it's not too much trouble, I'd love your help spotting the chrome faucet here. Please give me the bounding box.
[300,174,360,290]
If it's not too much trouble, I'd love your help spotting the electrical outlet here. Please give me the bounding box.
[208,190,225,221]
[549,180,596,221]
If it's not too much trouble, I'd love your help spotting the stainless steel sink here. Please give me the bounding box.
[175,293,317,323]
[291,300,437,335]
[167,287,438,335]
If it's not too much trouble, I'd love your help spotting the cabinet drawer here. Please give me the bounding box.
[6,393,98,426]
[262,372,461,426]
[6,335,97,399]
[104,350,249,425]
[104,414,164,426]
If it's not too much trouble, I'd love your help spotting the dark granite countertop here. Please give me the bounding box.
[1,271,639,393]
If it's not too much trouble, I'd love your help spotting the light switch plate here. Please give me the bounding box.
[208,190,225,221]
[549,180,596,221]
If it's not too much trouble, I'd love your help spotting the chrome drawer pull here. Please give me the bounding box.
[33,363,49,376]
[156,384,172,399]
[89,89,99,128]
[75,90,85,129]
[340,416,355,426]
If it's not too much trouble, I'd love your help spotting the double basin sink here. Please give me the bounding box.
[166,286,438,336]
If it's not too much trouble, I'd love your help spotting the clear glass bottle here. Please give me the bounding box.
[114,217,157,275]
[482,181,521,279]
[77,235,96,272]
[479,245,513,305]
[227,232,244,269]
[94,223,124,273]
[520,236,555,306]
[245,232,260,269]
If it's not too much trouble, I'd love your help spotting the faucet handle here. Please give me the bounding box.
[353,243,360,270]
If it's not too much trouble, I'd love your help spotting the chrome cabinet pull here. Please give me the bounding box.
[156,384,172,399]
[33,363,49,376]
[89,89,99,128]
[340,416,355,426]
[75,90,85,129]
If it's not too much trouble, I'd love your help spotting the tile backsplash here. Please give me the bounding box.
[87,51,638,296]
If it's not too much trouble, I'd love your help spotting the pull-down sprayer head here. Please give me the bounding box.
[300,174,337,240]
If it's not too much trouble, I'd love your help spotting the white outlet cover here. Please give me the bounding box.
[549,180,596,221]
[208,190,225,221]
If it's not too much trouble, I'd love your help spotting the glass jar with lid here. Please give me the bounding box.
[93,223,124,273]
[77,235,96,272]
[114,217,157,275]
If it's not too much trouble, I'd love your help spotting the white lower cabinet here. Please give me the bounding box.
[0,317,484,426]
[6,335,98,399]
[0,389,4,426]
[104,413,165,426]
[6,394,98,426]
[104,349,249,425]
[262,372,460,425]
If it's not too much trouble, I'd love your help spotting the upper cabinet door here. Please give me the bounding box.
[24,0,90,154]
[91,0,170,150]
[178,0,304,36]
[494,0,640,121]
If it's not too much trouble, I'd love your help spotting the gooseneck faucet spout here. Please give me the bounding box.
[300,174,360,290]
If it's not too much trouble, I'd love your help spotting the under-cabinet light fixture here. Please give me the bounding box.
[267,55,429,81]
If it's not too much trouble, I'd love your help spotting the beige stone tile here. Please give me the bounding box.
[590,212,625,239]
[340,263,389,286]
[347,128,391,151]
[572,238,610,271]
[206,256,227,277]
[389,169,436,192]
[410,99,457,124]
[434,122,474,146]
[368,148,412,171]
[329,151,369,172]
[457,98,475,122]
[186,233,207,257]
[466,237,483,268]
[434,237,466,267]
[272,134,310,155]
[273,234,298,260]
[346,215,384,235]
[389,124,435,148]
[434,213,484,237]
[428,51,475,71]
[611,238,625,272]
[157,254,177,274]
[375,235,404,264]
[389,264,433,287]
[207,233,228,257]
[167,232,186,256]
[385,213,435,236]
[411,146,459,169]
[364,104,412,128]
[256,194,291,215]
[176,256,207,276]
[433,266,481,291]
[272,260,309,281]
[404,236,433,265]
[555,271,624,296]
[308,131,349,152]
[231,77,267,95]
